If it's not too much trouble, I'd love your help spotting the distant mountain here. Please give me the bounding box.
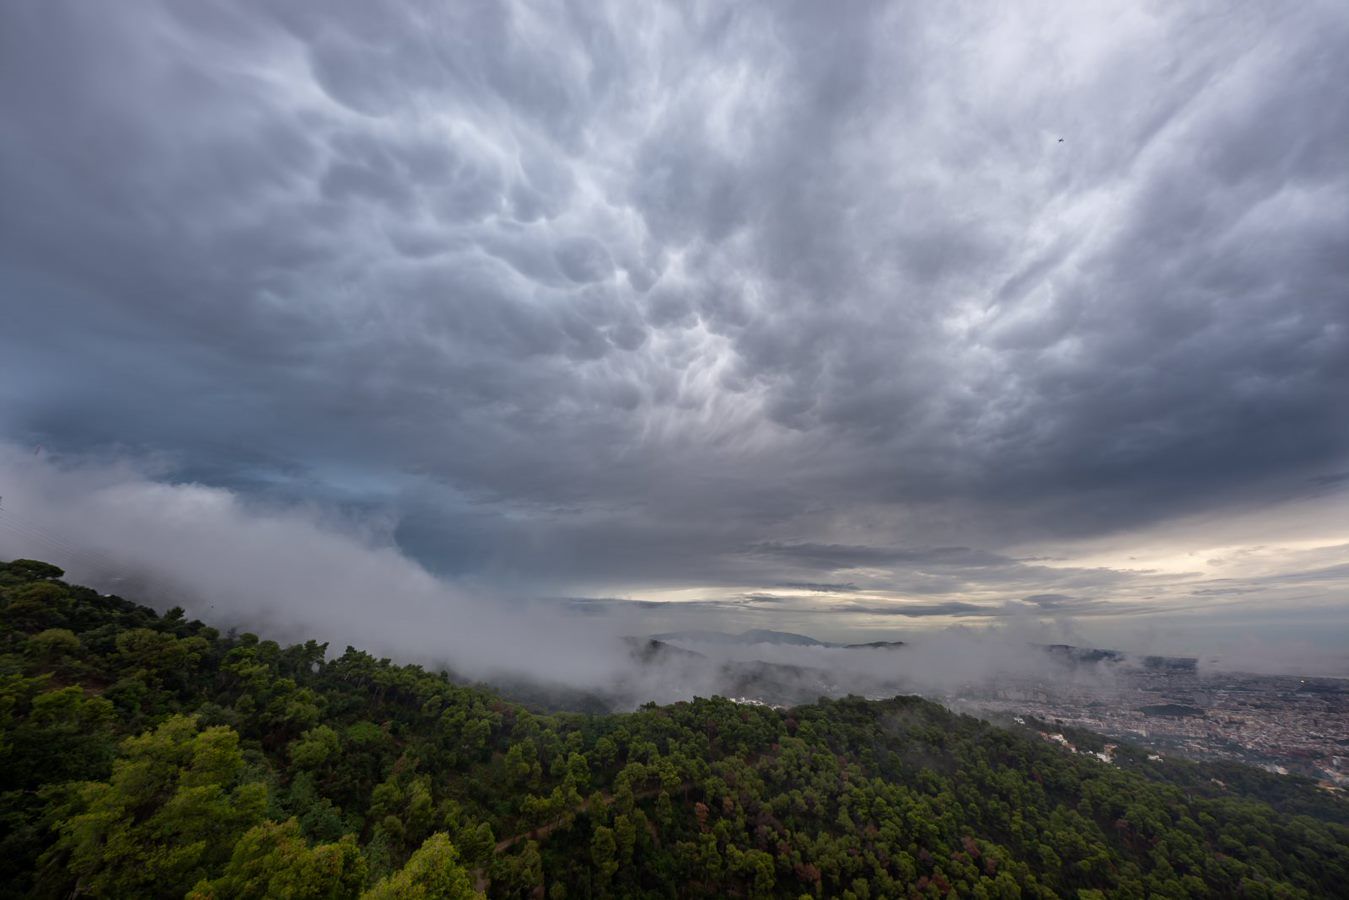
[654,632,1200,670]
[652,633,1191,667]
[1041,643,1198,672]
[652,628,903,649]
[1042,643,1126,664]
[651,628,827,646]
[738,628,826,646]
[621,636,706,664]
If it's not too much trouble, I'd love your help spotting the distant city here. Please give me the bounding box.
[950,667,1348,792]
[641,630,1349,793]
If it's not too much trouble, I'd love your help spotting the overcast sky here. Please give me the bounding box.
[2,1,1347,668]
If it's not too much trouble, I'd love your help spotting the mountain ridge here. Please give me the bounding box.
[651,628,905,649]
[3,557,1346,898]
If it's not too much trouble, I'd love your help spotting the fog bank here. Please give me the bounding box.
[1,444,1342,706]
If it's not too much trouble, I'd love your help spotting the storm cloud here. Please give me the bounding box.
[1,2,1347,664]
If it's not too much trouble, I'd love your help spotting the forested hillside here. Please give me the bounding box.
[2,558,1346,898]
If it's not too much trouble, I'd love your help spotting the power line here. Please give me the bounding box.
[0,515,108,574]
[0,507,110,560]
[0,505,131,585]
[0,512,85,558]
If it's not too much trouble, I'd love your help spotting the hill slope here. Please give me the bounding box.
[2,558,1346,898]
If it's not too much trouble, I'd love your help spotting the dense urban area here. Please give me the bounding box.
[952,668,1349,792]
[647,631,1349,793]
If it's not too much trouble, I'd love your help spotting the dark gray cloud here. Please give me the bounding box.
[777,582,861,594]
[837,597,1174,620]
[1,1,1347,649]
[745,543,1014,571]
[840,602,993,619]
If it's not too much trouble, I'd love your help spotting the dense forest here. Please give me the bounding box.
[2,558,1347,899]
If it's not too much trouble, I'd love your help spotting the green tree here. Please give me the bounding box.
[188,818,366,899]
[591,825,619,892]
[26,627,81,667]
[291,724,341,770]
[362,832,480,899]
[41,715,267,899]
[4,558,65,580]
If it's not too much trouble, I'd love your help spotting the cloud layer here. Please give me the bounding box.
[1,444,1346,677]
[1,2,1346,662]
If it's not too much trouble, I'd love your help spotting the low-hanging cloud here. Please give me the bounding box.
[3,444,1346,695]
[0,444,645,691]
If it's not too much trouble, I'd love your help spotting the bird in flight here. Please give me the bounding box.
[1058,138,1064,142]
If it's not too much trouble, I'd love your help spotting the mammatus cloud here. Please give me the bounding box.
[0,3,1346,665]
